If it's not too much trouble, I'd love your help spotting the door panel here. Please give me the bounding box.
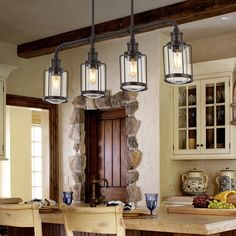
[85,108,127,203]
[112,119,120,186]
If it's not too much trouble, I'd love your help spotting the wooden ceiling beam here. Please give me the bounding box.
[17,0,236,58]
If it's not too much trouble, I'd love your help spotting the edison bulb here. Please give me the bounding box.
[51,75,61,95]
[89,67,97,84]
[173,51,182,69]
[129,59,137,78]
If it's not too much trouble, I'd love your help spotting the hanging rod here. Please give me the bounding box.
[53,19,180,60]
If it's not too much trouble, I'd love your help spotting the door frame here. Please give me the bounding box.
[6,94,59,202]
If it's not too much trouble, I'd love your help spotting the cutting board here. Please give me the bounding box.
[167,206,236,216]
[123,209,155,219]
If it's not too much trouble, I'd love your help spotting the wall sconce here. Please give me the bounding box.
[43,0,192,104]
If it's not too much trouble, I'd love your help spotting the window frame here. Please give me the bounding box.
[31,124,43,199]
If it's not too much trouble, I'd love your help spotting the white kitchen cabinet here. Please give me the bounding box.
[0,64,17,160]
[172,58,236,160]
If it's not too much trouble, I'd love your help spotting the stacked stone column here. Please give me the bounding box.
[68,91,142,205]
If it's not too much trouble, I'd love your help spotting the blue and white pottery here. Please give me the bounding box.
[216,167,236,192]
[182,168,208,196]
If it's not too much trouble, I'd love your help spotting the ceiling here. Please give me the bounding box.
[0,0,235,55]
[173,12,236,41]
[0,0,235,46]
[0,0,185,45]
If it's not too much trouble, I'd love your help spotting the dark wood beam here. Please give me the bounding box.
[17,0,236,58]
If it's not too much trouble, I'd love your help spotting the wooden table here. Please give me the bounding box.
[39,207,236,236]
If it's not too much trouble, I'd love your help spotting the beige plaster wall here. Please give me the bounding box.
[3,30,161,204]
[6,54,52,97]
[3,28,236,204]
[191,32,236,63]
[59,30,161,206]
[9,106,32,201]
[160,33,236,200]
[0,42,18,66]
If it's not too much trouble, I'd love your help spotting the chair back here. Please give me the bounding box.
[60,204,125,236]
[0,203,42,236]
[0,198,23,204]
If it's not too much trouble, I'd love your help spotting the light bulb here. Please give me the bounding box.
[51,75,61,95]
[129,59,137,78]
[173,51,182,69]
[89,67,97,84]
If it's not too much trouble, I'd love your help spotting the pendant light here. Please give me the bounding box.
[119,0,147,92]
[43,1,193,104]
[163,28,193,84]
[43,56,68,104]
[80,0,106,99]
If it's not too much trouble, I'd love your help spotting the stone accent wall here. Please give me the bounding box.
[69,91,142,205]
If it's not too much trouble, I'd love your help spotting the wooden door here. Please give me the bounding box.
[84,108,127,203]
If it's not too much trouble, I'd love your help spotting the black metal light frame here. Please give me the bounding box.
[80,0,106,99]
[119,0,147,92]
[43,0,192,104]
[43,57,68,104]
[163,27,193,84]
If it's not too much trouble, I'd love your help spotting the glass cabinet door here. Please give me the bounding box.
[202,78,229,153]
[174,76,230,157]
[177,85,199,152]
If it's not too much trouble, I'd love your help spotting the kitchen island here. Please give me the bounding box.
[37,207,236,236]
[3,206,236,236]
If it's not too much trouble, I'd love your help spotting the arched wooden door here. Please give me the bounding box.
[84,108,127,203]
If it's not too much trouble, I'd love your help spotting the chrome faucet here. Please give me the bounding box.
[90,178,109,207]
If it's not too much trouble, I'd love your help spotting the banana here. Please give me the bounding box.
[214,190,236,203]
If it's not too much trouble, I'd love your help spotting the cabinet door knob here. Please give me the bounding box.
[201,144,203,147]
[196,144,200,147]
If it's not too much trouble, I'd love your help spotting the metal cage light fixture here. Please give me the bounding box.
[80,0,106,99]
[43,56,68,104]
[43,0,193,104]
[163,27,192,84]
[119,0,147,92]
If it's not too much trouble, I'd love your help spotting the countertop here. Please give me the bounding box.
[40,206,236,235]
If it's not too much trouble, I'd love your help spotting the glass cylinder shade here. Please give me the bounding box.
[43,68,68,104]
[80,61,106,99]
[163,42,192,84]
[120,52,147,92]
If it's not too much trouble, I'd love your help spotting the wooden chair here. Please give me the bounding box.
[0,197,23,204]
[60,204,126,236]
[0,203,42,236]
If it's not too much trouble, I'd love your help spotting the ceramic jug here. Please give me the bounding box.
[216,167,236,192]
[182,168,208,195]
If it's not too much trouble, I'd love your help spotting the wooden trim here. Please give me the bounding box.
[86,108,126,120]
[17,0,236,58]
[6,94,59,202]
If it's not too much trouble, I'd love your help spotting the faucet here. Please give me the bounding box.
[90,178,109,207]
